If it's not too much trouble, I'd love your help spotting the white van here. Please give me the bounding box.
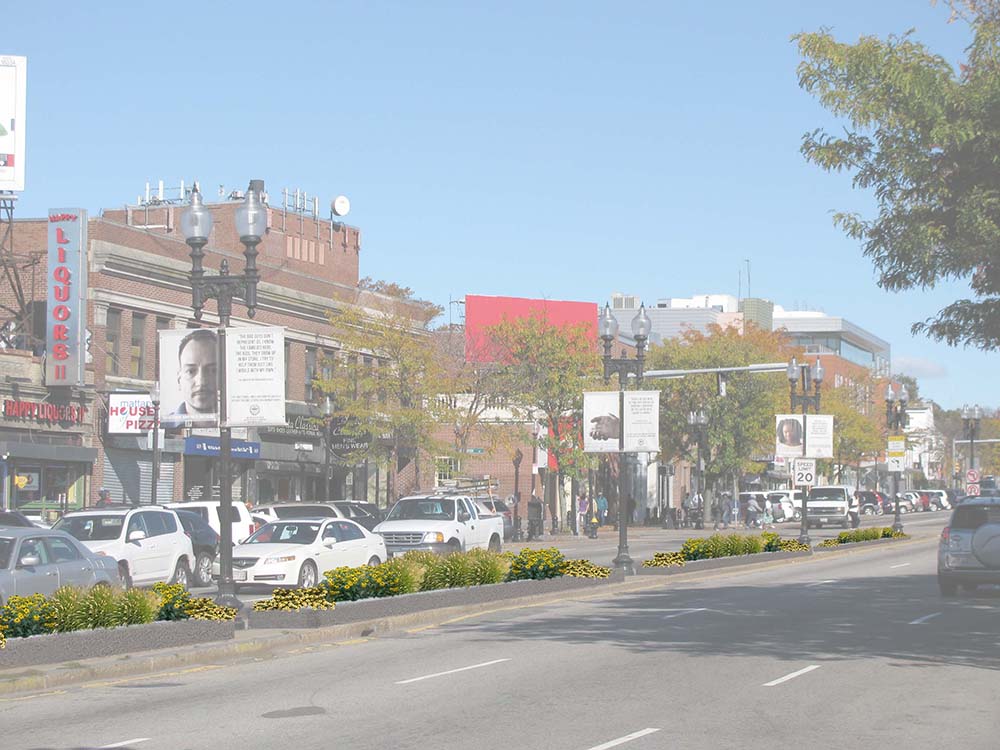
[806,486,855,529]
[166,501,256,545]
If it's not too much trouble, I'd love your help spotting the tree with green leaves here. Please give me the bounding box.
[483,313,601,527]
[795,2,1000,348]
[649,324,791,498]
[316,298,451,500]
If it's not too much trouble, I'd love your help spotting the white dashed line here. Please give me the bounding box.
[806,580,837,587]
[890,563,911,569]
[395,658,510,684]
[763,665,822,687]
[585,728,662,750]
[99,739,151,749]
[909,612,942,625]
[662,608,708,620]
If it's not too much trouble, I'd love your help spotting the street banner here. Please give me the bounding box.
[775,414,834,458]
[0,55,27,192]
[107,393,157,434]
[584,391,620,453]
[887,436,906,473]
[159,328,219,430]
[224,327,286,427]
[623,390,660,453]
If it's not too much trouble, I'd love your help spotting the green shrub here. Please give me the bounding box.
[323,566,372,601]
[761,532,782,552]
[561,559,611,578]
[253,586,334,611]
[505,548,566,581]
[466,549,508,586]
[115,588,159,626]
[0,593,56,638]
[50,586,88,633]
[680,537,712,561]
[153,582,191,621]
[80,584,119,629]
[642,552,686,568]
[421,553,475,590]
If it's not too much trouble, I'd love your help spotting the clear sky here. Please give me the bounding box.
[7,1,993,409]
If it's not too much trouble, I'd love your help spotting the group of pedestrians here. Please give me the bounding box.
[574,491,608,537]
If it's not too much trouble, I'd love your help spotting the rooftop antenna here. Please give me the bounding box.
[745,258,751,299]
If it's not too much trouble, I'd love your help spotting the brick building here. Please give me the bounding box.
[0,185,432,513]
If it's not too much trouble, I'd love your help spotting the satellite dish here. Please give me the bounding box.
[331,195,351,217]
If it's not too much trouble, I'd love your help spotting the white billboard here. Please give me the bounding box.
[224,327,286,427]
[0,56,26,192]
[107,393,157,434]
[775,414,834,459]
[584,391,620,453]
[159,328,219,430]
[623,390,660,453]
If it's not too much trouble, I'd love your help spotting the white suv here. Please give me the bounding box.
[54,506,195,588]
[166,501,256,545]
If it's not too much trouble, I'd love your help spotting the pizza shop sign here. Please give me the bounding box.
[3,399,87,425]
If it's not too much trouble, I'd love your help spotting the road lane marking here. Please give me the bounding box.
[806,580,837,586]
[395,658,511,685]
[763,665,821,686]
[890,563,911,569]
[909,612,942,625]
[82,664,221,689]
[662,608,708,620]
[0,689,67,703]
[585,728,661,750]
[99,739,151,748]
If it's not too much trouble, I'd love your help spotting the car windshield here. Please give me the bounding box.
[274,506,335,519]
[386,498,456,521]
[54,515,125,541]
[0,538,12,568]
[809,489,845,501]
[245,522,320,545]
[951,505,1000,530]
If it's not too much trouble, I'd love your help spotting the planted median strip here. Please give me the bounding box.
[816,527,907,548]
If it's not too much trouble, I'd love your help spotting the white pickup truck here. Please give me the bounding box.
[374,494,504,557]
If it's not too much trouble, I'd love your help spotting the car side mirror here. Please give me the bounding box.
[127,529,147,543]
[324,540,337,548]
[458,511,471,523]
[18,554,41,568]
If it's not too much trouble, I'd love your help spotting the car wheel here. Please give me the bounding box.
[446,540,462,555]
[899,506,907,514]
[841,519,850,529]
[297,561,318,589]
[488,535,502,553]
[367,556,381,567]
[170,560,190,589]
[939,578,958,597]
[194,552,214,588]
[118,561,133,590]
[793,511,802,522]
[862,506,874,516]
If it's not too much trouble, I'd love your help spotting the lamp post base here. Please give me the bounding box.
[612,551,634,576]
[214,582,243,612]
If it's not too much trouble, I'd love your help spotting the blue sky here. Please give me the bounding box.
[7,1,993,409]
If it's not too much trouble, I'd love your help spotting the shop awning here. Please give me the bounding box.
[0,441,98,463]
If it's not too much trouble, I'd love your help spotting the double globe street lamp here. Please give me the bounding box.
[962,404,983,476]
[687,409,708,527]
[886,384,909,534]
[181,181,268,608]
[598,302,652,575]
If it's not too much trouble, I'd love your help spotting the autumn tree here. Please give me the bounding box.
[483,313,601,527]
[315,297,452,500]
[821,381,884,483]
[649,324,791,497]
[795,2,1000,348]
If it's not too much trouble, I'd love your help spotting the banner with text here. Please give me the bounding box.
[224,327,286,427]
[623,390,660,453]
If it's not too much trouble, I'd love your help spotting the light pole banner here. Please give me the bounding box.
[775,414,834,458]
[224,327,286,427]
[623,390,660,453]
[159,328,219,430]
[584,391,620,453]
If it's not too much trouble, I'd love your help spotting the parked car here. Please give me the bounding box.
[165,500,255,544]
[0,510,37,527]
[250,504,345,524]
[925,490,951,510]
[220,517,386,589]
[375,494,505,557]
[938,495,1000,596]
[855,491,884,516]
[887,493,916,514]
[0,527,121,604]
[479,498,513,540]
[54,506,195,588]
[764,490,803,521]
[332,502,380,531]
[173,509,220,587]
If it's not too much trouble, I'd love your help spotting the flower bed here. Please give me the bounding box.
[641,532,810,569]
[816,527,907,548]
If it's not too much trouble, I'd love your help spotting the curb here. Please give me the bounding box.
[0,536,922,696]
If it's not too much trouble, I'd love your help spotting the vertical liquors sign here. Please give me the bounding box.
[45,209,88,387]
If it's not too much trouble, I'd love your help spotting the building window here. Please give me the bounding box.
[305,347,317,402]
[130,313,146,378]
[435,457,459,486]
[106,308,122,376]
[154,317,170,374]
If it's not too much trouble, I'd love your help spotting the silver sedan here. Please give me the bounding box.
[0,527,121,604]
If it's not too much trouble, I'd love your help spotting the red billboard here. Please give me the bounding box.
[464,295,598,363]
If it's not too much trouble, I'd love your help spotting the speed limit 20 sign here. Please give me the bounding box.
[793,458,816,487]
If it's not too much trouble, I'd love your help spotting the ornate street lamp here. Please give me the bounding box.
[599,302,651,575]
[180,180,267,609]
[787,356,824,546]
[687,409,708,528]
[962,403,983,475]
[512,449,523,541]
[886,384,909,533]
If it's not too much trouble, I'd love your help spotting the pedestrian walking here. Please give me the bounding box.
[745,494,761,528]
[762,497,775,529]
[596,493,608,527]
[721,492,732,528]
[712,496,722,530]
[577,492,590,536]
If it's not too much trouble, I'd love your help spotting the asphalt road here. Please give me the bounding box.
[6,513,998,750]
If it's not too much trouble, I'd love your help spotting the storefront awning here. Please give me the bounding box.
[0,441,98,463]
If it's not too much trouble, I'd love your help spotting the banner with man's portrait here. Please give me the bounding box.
[159,328,219,430]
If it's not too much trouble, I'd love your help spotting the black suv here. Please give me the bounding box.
[938,495,1000,596]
